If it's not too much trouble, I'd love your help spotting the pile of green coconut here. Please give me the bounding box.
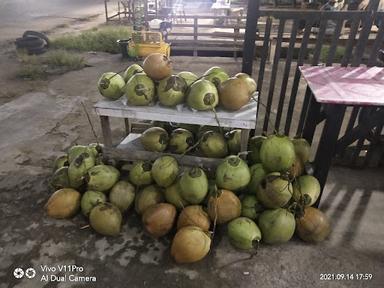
[46,134,331,264]
[97,53,256,112]
[139,124,246,157]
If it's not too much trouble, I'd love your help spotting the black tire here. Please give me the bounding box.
[22,31,50,47]
[15,37,45,49]
[27,46,47,55]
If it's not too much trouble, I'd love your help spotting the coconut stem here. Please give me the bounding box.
[211,107,223,135]
[81,101,99,144]
[216,251,258,270]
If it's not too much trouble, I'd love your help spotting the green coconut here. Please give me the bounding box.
[247,163,267,194]
[199,131,228,158]
[140,127,169,152]
[68,152,95,189]
[179,167,209,204]
[54,155,69,170]
[81,190,107,217]
[292,138,311,163]
[88,143,103,158]
[169,128,194,154]
[186,79,219,111]
[158,75,187,107]
[203,66,226,76]
[125,72,155,106]
[89,203,122,237]
[292,175,320,207]
[215,155,251,191]
[135,185,164,214]
[97,72,126,100]
[241,195,264,220]
[247,136,266,164]
[50,167,70,190]
[86,165,120,192]
[151,156,179,188]
[109,180,136,213]
[129,161,153,186]
[197,125,222,139]
[123,64,144,82]
[227,217,262,250]
[177,71,198,87]
[68,145,94,163]
[203,66,229,87]
[258,208,296,244]
[226,129,242,154]
[256,173,292,209]
[164,181,189,210]
[260,135,296,172]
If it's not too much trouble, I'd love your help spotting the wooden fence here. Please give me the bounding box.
[242,0,384,167]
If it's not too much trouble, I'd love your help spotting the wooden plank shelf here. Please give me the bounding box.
[103,133,221,170]
[94,94,258,168]
[94,95,258,129]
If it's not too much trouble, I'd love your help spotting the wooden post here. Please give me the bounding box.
[193,17,198,57]
[100,116,113,148]
[242,0,260,75]
[118,1,121,21]
[124,118,132,135]
[104,0,109,22]
[155,0,158,18]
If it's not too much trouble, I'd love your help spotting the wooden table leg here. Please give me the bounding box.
[124,118,132,135]
[100,116,112,148]
[313,104,346,208]
[302,92,322,145]
[240,129,250,159]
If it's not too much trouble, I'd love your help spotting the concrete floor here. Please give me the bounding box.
[0,0,105,42]
[0,53,383,287]
[0,166,383,288]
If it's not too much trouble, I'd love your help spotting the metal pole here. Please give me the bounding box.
[242,0,260,75]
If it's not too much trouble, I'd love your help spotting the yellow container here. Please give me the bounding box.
[129,31,170,57]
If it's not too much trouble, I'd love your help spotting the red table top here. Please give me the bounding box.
[299,65,384,106]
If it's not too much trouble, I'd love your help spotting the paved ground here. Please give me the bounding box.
[0,3,383,286]
[0,52,383,288]
[0,0,105,42]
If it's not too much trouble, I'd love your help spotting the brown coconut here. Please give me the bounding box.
[143,53,172,81]
[171,226,211,263]
[296,207,331,243]
[218,77,250,111]
[207,189,241,224]
[142,203,177,238]
[177,205,211,232]
[45,188,81,219]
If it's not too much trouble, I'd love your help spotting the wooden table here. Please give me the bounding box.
[300,65,384,207]
[94,97,258,169]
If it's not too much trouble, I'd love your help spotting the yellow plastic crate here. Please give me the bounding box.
[129,31,170,57]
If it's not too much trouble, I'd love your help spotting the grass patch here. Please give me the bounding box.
[16,64,47,80]
[16,49,87,80]
[51,25,132,53]
[44,50,85,70]
[319,46,346,63]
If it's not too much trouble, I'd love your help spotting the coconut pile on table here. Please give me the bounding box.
[45,53,331,264]
[97,52,256,112]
